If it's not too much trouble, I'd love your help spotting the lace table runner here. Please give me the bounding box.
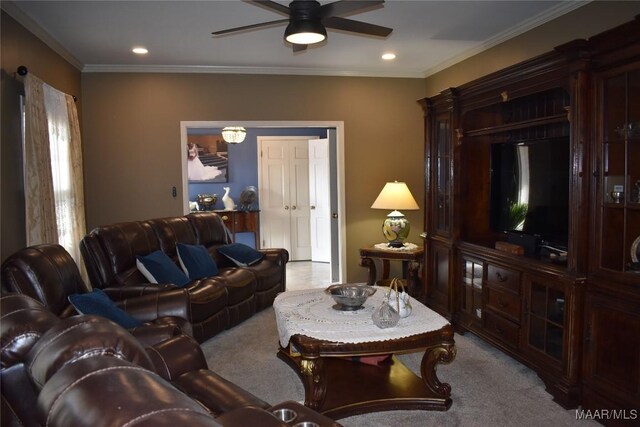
[273,286,450,348]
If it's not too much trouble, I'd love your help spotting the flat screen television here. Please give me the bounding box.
[490,137,570,248]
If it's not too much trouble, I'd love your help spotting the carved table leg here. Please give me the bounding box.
[299,357,327,411]
[359,257,377,286]
[420,340,457,399]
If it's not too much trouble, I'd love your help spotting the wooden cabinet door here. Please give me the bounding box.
[427,241,453,318]
[583,291,640,410]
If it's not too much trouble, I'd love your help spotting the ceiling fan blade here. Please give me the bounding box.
[249,0,291,16]
[292,43,308,53]
[212,19,289,36]
[322,16,392,37]
[317,0,384,18]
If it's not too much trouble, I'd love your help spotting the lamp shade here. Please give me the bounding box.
[284,20,327,45]
[221,127,246,144]
[371,182,419,211]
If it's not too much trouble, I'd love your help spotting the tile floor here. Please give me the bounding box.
[286,261,332,291]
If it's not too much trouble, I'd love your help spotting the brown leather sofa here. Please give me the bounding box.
[1,243,192,346]
[80,212,289,342]
[0,294,340,427]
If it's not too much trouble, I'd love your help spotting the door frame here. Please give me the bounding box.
[180,120,346,283]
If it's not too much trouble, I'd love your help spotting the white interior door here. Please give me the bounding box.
[258,137,313,260]
[259,141,291,250]
[309,138,331,263]
[289,143,311,260]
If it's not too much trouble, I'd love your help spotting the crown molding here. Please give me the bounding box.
[422,0,591,78]
[2,0,589,80]
[1,1,84,70]
[80,63,425,79]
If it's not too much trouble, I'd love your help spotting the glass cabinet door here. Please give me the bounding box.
[524,275,565,361]
[434,113,451,235]
[598,64,640,274]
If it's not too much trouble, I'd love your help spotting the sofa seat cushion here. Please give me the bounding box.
[215,268,257,305]
[183,279,228,322]
[173,369,270,416]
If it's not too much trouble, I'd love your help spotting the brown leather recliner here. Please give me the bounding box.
[0,294,340,427]
[1,243,193,345]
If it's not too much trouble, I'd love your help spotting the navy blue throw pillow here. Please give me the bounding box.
[68,289,143,329]
[136,250,190,287]
[177,243,219,280]
[218,243,264,267]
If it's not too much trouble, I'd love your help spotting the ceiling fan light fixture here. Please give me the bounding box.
[284,20,326,45]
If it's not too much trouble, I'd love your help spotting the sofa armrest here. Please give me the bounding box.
[259,248,289,266]
[145,334,207,380]
[269,401,343,426]
[129,323,182,347]
[115,289,191,323]
[174,370,270,416]
[216,407,289,427]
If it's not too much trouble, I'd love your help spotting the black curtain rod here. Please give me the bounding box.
[17,65,77,102]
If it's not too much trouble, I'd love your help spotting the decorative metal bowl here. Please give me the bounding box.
[325,284,376,311]
[196,194,218,211]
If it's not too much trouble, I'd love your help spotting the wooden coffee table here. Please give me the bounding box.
[274,288,456,419]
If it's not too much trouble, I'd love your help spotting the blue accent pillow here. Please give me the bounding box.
[136,250,190,287]
[177,243,219,280]
[218,243,264,267]
[68,289,142,329]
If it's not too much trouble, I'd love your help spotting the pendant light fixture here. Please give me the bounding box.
[221,127,246,144]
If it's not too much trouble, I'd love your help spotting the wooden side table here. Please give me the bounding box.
[359,244,425,301]
[215,210,261,248]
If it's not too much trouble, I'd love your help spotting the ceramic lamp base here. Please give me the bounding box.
[382,210,410,247]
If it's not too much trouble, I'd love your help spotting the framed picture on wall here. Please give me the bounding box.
[187,134,229,183]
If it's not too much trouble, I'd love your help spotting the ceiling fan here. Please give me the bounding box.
[212,0,392,52]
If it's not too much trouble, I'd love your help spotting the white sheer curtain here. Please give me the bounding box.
[24,74,87,276]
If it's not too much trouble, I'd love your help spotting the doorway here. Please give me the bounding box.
[257,136,317,261]
[180,121,345,284]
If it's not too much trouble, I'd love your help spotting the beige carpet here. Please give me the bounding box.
[200,308,595,427]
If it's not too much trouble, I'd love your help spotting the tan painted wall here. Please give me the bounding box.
[0,10,81,261]
[425,1,640,97]
[81,73,426,281]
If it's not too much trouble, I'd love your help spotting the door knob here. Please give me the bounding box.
[284,206,289,210]
[332,213,338,219]
[310,205,316,210]
[291,205,297,210]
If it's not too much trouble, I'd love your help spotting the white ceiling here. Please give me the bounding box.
[5,0,589,78]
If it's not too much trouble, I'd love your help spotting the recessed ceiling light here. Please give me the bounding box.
[381,52,396,61]
[132,47,148,55]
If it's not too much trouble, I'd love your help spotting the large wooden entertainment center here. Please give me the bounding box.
[419,17,639,412]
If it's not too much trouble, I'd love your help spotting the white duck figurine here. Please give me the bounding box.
[222,186,236,211]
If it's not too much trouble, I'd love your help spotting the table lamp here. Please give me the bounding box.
[371,181,419,247]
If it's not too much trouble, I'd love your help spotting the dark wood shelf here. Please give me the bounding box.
[465,114,567,137]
